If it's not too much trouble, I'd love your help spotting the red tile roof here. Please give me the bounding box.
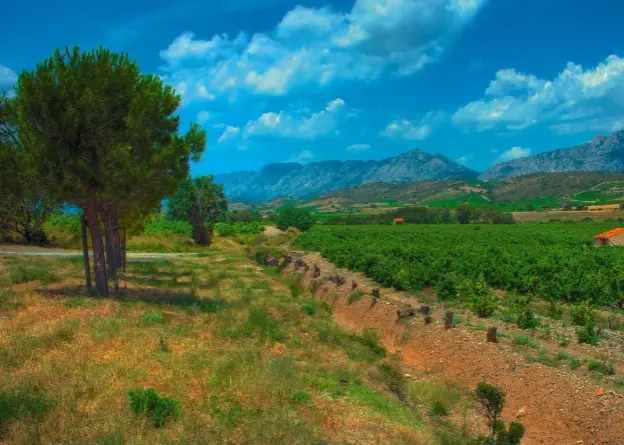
[394,217,405,222]
[594,228,624,239]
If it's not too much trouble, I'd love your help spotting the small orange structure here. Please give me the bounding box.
[588,204,622,212]
[594,228,624,246]
[393,217,405,225]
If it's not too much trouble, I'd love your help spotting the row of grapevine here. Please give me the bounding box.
[296,224,624,306]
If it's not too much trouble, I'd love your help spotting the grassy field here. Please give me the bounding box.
[513,210,624,222]
[0,240,476,445]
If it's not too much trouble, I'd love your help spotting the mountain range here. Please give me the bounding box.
[216,129,624,202]
[215,149,478,202]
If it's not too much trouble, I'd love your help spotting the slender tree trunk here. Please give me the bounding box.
[80,214,92,291]
[121,228,127,272]
[85,194,108,297]
[111,207,122,270]
[102,203,119,295]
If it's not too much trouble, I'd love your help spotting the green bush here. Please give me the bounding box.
[0,388,55,433]
[461,277,498,318]
[48,212,81,235]
[429,401,449,417]
[128,388,181,427]
[301,304,316,316]
[576,324,599,345]
[569,300,596,326]
[516,310,540,330]
[144,220,192,237]
[435,275,458,301]
[276,207,315,231]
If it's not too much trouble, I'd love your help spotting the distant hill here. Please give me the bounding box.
[267,172,624,214]
[215,149,478,202]
[480,130,624,180]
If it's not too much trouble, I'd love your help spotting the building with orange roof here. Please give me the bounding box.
[393,217,405,225]
[594,228,624,246]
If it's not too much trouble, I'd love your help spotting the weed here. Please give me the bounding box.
[512,335,539,349]
[430,401,449,417]
[128,388,181,427]
[65,297,97,308]
[358,328,386,357]
[301,303,316,316]
[347,290,365,305]
[0,290,23,312]
[290,392,312,404]
[516,309,540,330]
[141,310,165,325]
[158,334,170,353]
[587,360,615,376]
[227,308,285,342]
[197,299,225,313]
[377,357,407,401]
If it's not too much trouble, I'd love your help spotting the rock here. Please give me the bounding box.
[265,255,280,266]
[516,406,526,417]
[596,387,606,397]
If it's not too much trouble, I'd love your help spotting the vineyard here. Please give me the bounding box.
[296,223,624,306]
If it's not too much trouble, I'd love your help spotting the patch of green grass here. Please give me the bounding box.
[512,335,539,349]
[347,385,418,426]
[64,297,97,308]
[290,391,312,404]
[555,352,583,370]
[141,310,165,325]
[429,401,449,417]
[89,317,124,342]
[128,388,181,427]
[301,303,316,316]
[6,261,58,284]
[0,290,23,312]
[226,308,286,342]
[347,290,365,304]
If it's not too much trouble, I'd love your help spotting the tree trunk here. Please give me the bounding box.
[102,204,119,295]
[85,194,108,297]
[120,227,127,272]
[111,207,122,270]
[194,224,210,245]
[80,214,92,291]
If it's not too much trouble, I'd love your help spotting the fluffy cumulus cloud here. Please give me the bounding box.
[0,65,17,86]
[243,98,351,139]
[158,0,487,103]
[380,111,445,140]
[494,146,532,164]
[452,55,624,135]
[346,143,371,151]
[456,154,473,164]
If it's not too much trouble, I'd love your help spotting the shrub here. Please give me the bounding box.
[458,277,498,318]
[587,359,615,376]
[569,300,596,326]
[276,207,315,231]
[576,324,599,345]
[48,212,81,235]
[347,290,365,304]
[516,309,540,330]
[290,391,312,403]
[435,275,459,301]
[6,262,57,285]
[474,382,524,445]
[215,222,264,237]
[128,389,181,427]
[429,401,449,417]
[0,388,55,433]
[301,303,316,316]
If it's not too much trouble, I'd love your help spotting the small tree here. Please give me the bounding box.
[456,203,474,224]
[276,207,315,231]
[474,382,525,445]
[167,176,228,245]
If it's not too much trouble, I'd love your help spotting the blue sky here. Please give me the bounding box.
[2,0,623,175]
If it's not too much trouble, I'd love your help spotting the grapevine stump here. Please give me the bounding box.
[444,311,454,329]
[313,264,321,278]
[487,326,498,343]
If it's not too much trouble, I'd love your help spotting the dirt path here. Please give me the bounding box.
[285,253,624,445]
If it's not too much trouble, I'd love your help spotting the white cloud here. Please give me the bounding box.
[453,55,624,135]
[289,150,314,163]
[457,155,471,165]
[494,146,532,164]
[158,0,488,103]
[380,111,445,140]
[243,98,352,139]
[0,65,17,86]
[196,110,211,124]
[213,124,241,143]
[346,143,371,151]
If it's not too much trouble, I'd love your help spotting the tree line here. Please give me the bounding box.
[0,46,227,297]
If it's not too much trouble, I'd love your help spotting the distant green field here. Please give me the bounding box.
[424,192,489,208]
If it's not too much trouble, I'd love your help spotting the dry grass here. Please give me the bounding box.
[0,245,474,445]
